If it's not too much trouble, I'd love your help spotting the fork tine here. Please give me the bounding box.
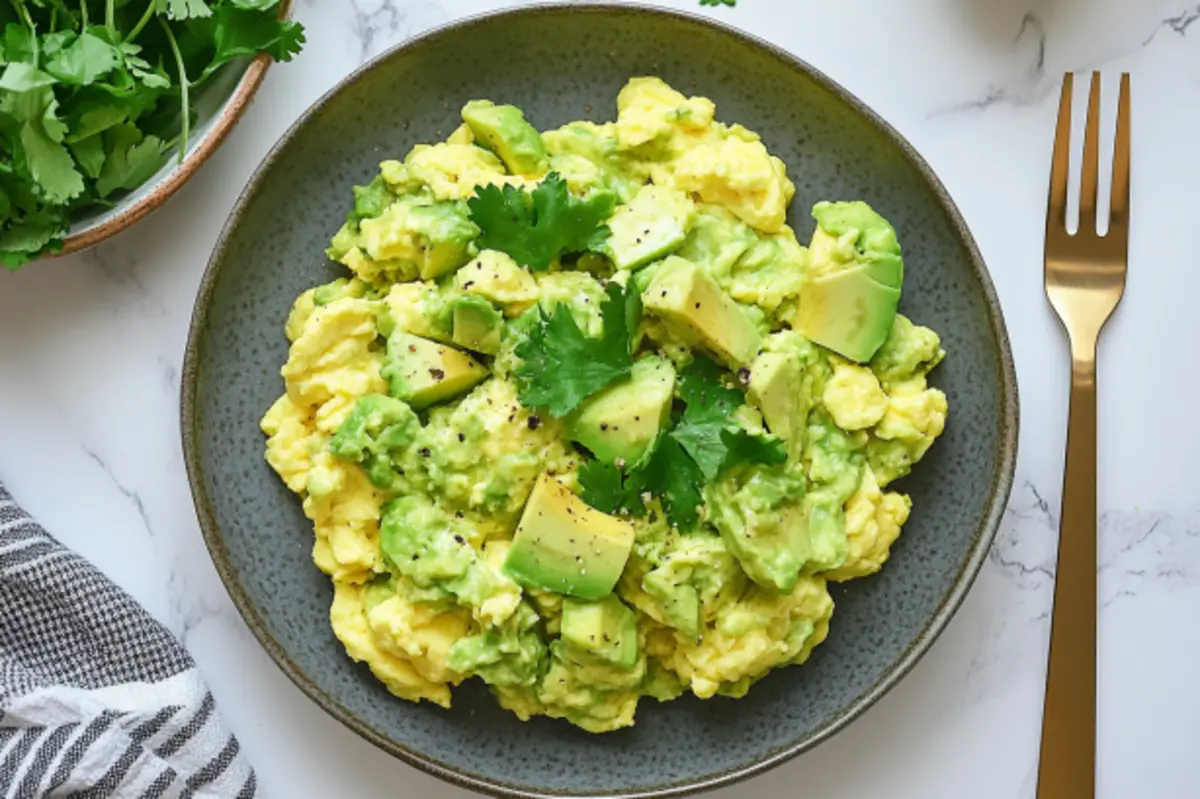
[1078,72,1102,232]
[1109,73,1131,240]
[1047,73,1073,233]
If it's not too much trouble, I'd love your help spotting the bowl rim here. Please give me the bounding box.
[51,1,292,259]
[180,4,1020,797]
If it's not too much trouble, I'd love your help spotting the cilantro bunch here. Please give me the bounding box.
[579,357,786,529]
[0,0,305,269]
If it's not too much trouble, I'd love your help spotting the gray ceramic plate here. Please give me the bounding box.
[182,5,1019,797]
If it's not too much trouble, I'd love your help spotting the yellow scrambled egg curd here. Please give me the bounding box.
[330,581,458,707]
[824,467,913,581]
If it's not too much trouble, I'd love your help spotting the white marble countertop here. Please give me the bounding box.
[2,0,1196,796]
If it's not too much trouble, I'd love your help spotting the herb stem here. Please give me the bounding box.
[158,16,190,163]
[79,0,87,28]
[105,0,116,36]
[125,0,157,42]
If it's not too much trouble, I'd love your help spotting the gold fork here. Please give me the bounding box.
[1037,71,1130,798]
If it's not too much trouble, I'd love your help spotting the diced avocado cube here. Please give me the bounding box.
[746,351,805,443]
[796,269,901,364]
[455,250,540,317]
[567,356,675,466]
[358,199,480,281]
[795,201,904,363]
[603,186,695,271]
[461,100,548,177]
[503,473,635,600]
[382,332,488,410]
[451,296,504,355]
[641,569,700,638]
[560,594,639,669]
[641,256,762,367]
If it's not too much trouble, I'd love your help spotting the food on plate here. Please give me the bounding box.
[261,77,949,733]
[0,0,306,269]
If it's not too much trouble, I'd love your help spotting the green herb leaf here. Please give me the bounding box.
[0,63,57,92]
[669,355,787,482]
[515,280,640,417]
[161,0,213,21]
[44,31,120,86]
[579,459,648,516]
[95,123,166,198]
[211,6,304,69]
[468,172,615,271]
[643,437,705,529]
[69,133,106,178]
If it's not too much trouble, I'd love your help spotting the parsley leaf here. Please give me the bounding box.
[468,172,615,271]
[515,280,641,417]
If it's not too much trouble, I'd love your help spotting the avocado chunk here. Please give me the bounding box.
[357,199,480,281]
[705,463,811,593]
[382,332,488,410]
[503,473,635,600]
[746,351,804,443]
[568,356,675,466]
[451,296,504,355]
[455,250,540,317]
[642,256,762,367]
[461,100,549,177]
[795,201,903,363]
[560,594,639,669]
[603,186,695,271]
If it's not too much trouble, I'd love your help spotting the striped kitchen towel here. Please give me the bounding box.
[0,483,255,798]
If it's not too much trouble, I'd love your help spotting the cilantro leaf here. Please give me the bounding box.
[211,6,305,69]
[95,123,167,198]
[44,31,120,86]
[699,0,737,6]
[669,355,787,482]
[643,437,705,529]
[578,460,647,516]
[515,280,640,417]
[721,428,788,470]
[468,173,615,271]
[162,0,214,21]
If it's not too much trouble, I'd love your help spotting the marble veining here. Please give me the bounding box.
[0,1,1195,797]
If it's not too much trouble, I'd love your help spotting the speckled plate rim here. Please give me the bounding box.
[49,1,292,259]
[181,5,1020,797]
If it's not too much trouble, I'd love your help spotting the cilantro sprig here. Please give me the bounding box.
[580,356,786,529]
[0,0,305,269]
[514,279,641,418]
[466,172,615,271]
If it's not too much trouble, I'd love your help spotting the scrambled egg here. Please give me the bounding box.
[260,77,949,734]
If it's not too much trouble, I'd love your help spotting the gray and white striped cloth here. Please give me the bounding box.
[0,483,255,797]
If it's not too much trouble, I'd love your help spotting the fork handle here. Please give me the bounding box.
[1036,351,1098,799]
